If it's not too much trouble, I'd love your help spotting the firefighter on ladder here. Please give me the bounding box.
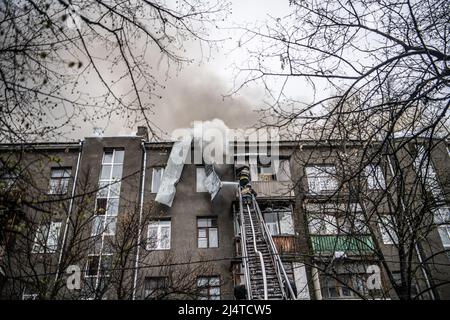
[236,165,257,204]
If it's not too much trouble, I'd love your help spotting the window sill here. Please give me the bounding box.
[146,247,171,251]
[31,250,56,254]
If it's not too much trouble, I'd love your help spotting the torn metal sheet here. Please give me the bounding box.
[155,135,192,207]
[204,164,222,201]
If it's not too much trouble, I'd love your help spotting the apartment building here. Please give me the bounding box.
[0,127,449,300]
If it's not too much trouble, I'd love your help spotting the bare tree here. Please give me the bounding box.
[232,0,448,139]
[0,0,230,142]
[0,155,223,300]
[231,0,449,300]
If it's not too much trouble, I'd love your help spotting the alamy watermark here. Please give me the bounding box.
[66,265,81,290]
[170,121,281,169]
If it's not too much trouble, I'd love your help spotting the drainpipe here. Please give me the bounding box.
[311,264,322,300]
[386,154,435,300]
[132,141,147,300]
[54,140,83,285]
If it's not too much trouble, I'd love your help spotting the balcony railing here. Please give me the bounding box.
[272,236,296,254]
[251,181,295,198]
[311,235,375,255]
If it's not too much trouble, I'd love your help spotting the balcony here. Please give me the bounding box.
[251,181,295,198]
[272,236,296,254]
[310,235,374,255]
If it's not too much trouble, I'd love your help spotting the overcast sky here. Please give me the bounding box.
[72,1,295,140]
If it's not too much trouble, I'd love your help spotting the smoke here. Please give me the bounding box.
[151,66,261,137]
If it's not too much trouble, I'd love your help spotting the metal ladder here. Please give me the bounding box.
[238,189,296,300]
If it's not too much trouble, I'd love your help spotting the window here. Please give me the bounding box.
[197,276,220,300]
[147,220,171,250]
[86,149,123,282]
[151,167,164,193]
[277,159,291,182]
[435,207,450,252]
[379,215,398,245]
[321,273,371,299]
[48,167,71,194]
[197,217,218,248]
[95,198,107,215]
[91,199,118,237]
[264,210,294,236]
[92,150,123,238]
[414,146,442,198]
[248,158,291,182]
[144,277,169,299]
[86,255,100,277]
[414,146,449,255]
[32,221,62,253]
[86,254,112,277]
[308,214,337,235]
[306,203,368,236]
[1,172,18,190]
[392,272,421,299]
[347,213,369,234]
[100,149,124,181]
[305,165,338,194]
[258,164,276,181]
[339,205,369,235]
[196,167,207,192]
[365,164,386,190]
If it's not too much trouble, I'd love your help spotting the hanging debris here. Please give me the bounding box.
[155,135,192,207]
[204,164,222,201]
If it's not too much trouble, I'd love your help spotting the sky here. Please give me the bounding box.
[73,1,295,141]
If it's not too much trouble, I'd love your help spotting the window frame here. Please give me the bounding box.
[257,164,276,181]
[85,253,113,278]
[378,215,398,245]
[197,276,221,300]
[308,213,338,235]
[144,276,169,299]
[365,164,386,190]
[151,167,165,193]
[305,165,338,194]
[146,219,171,250]
[264,209,295,236]
[321,273,372,299]
[32,221,62,254]
[92,149,124,240]
[197,217,219,248]
[48,167,72,195]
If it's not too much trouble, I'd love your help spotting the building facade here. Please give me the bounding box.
[0,128,449,300]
